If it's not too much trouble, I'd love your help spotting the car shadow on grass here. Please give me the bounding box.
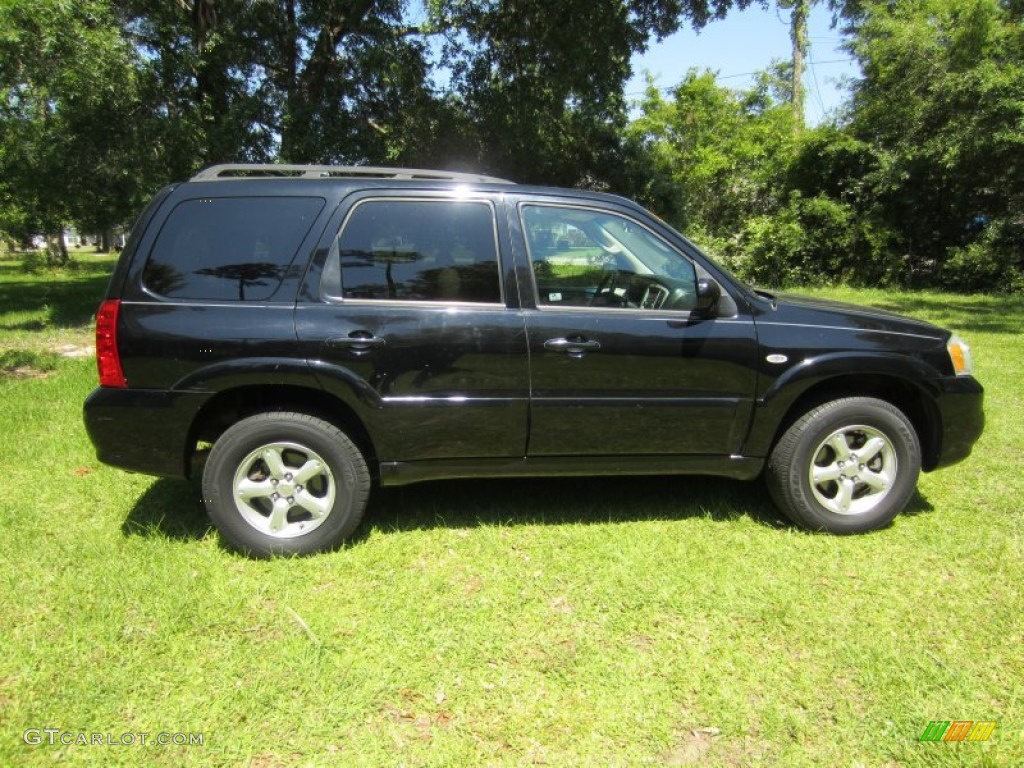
[362,475,789,537]
[363,476,937,538]
[121,478,212,541]
[899,490,935,518]
[119,475,937,547]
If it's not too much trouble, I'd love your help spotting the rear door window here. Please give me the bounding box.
[144,197,324,301]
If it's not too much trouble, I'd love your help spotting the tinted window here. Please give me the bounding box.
[522,205,698,311]
[331,200,501,304]
[144,197,324,301]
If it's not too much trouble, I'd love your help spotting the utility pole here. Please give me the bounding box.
[786,0,810,130]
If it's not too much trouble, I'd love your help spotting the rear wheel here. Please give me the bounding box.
[202,412,370,556]
[766,397,921,533]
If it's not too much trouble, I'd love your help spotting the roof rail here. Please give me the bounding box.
[191,164,514,184]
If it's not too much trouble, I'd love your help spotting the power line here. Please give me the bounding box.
[807,50,828,118]
[794,58,854,65]
[625,59,855,97]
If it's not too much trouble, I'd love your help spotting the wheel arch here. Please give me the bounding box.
[762,374,940,471]
[186,384,378,480]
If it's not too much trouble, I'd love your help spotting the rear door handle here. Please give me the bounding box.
[325,332,386,354]
[544,337,601,357]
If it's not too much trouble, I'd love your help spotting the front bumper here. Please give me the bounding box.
[930,375,984,470]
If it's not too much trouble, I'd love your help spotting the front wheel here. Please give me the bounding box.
[202,412,370,557]
[766,397,921,534]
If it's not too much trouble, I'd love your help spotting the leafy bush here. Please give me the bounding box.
[729,195,857,288]
[941,220,1024,293]
[19,251,44,274]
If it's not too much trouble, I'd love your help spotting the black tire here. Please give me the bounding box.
[202,412,370,557]
[766,397,921,534]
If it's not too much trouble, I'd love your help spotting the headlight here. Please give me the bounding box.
[947,334,974,376]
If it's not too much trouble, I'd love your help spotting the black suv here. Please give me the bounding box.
[84,164,984,556]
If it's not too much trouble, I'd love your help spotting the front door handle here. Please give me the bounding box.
[325,332,386,355]
[544,337,601,358]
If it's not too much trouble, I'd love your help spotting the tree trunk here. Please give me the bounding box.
[790,0,809,131]
[280,0,301,161]
[279,0,375,162]
[46,232,69,267]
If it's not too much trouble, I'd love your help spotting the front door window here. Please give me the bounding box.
[522,205,698,312]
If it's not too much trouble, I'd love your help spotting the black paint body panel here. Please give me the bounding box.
[83,176,984,492]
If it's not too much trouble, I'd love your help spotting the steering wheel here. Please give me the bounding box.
[589,269,620,306]
[638,279,671,309]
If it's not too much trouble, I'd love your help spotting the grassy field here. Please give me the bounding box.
[0,252,1021,766]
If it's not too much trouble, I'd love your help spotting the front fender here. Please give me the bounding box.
[743,351,944,458]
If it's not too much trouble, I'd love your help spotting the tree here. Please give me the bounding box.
[623,67,797,238]
[690,0,1024,291]
[429,0,756,184]
[116,0,278,170]
[224,0,441,164]
[108,0,761,184]
[0,0,155,261]
[844,0,1024,288]
[3,0,764,262]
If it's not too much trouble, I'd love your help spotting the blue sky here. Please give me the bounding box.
[627,4,859,125]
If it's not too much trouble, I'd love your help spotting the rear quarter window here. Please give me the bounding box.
[143,196,324,301]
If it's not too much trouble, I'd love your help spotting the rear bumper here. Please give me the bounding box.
[930,375,984,470]
[83,387,208,478]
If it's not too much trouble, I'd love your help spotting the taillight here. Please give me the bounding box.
[95,299,127,388]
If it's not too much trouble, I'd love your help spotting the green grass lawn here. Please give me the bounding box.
[0,257,1021,766]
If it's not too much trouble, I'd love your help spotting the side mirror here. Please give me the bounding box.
[694,277,722,315]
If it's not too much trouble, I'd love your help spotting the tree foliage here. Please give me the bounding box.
[623,0,1023,292]
[0,0,1021,291]
[0,0,151,260]
[624,66,796,237]
[114,0,436,166]
[1,0,745,246]
[844,0,1024,289]
[428,0,737,183]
